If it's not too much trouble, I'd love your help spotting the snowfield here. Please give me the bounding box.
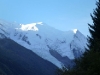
[0,19,87,68]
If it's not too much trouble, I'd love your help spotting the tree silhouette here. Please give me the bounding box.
[57,0,100,75]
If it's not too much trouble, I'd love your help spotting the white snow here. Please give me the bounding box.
[73,29,78,33]
[20,23,38,31]
[0,19,87,68]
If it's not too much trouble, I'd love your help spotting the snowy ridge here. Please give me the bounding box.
[19,22,43,31]
[0,19,87,68]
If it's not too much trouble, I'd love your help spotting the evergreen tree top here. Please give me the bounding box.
[88,0,100,52]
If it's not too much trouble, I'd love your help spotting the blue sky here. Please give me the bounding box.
[0,0,96,36]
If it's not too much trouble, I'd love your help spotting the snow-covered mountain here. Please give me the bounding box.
[0,19,87,68]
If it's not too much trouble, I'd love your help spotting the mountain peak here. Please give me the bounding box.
[0,19,87,68]
[36,22,43,25]
[73,29,78,34]
[19,22,43,31]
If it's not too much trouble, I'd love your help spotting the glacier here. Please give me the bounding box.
[0,19,87,68]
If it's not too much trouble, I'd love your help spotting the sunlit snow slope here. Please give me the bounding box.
[0,19,87,68]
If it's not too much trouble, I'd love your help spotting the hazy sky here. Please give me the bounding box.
[0,0,96,36]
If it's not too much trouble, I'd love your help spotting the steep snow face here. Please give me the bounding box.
[70,30,87,58]
[0,19,87,68]
[15,23,76,59]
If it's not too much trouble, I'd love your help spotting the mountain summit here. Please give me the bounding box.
[0,19,87,68]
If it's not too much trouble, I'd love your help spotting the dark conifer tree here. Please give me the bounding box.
[57,0,100,75]
[74,0,100,74]
[87,0,100,52]
[82,0,100,74]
